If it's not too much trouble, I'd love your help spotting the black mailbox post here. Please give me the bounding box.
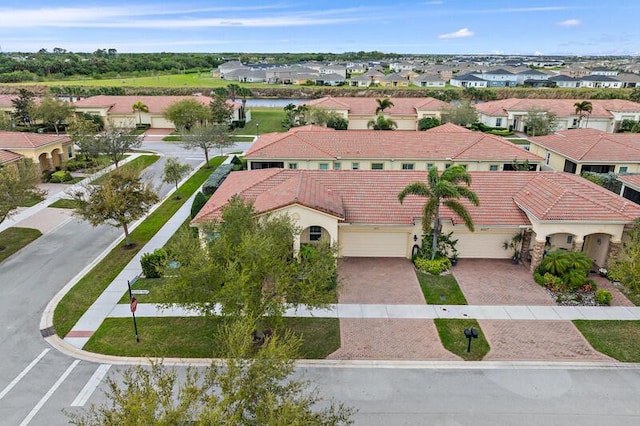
[464,327,478,353]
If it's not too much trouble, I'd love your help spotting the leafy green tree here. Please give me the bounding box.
[375,98,394,113]
[70,166,158,247]
[180,123,232,165]
[95,123,143,168]
[226,83,240,102]
[190,191,208,219]
[30,95,72,135]
[630,87,640,103]
[418,117,441,131]
[524,108,558,136]
[282,104,310,128]
[0,159,45,224]
[236,86,253,120]
[66,318,354,425]
[510,158,532,171]
[398,165,479,260]
[209,94,235,125]
[162,157,191,195]
[66,115,100,160]
[163,98,210,131]
[441,102,478,127]
[163,196,338,325]
[574,101,593,128]
[11,88,36,126]
[608,219,640,295]
[0,113,12,130]
[367,115,397,130]
[131,100,149,125]
[618,118,640,133]
[307,107,348,129]
[326,114,348,130]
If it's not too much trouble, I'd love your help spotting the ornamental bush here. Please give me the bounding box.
[414,257,452,275]
[140,248,167,278]
[49,170,73,183]
[595,289,612,305]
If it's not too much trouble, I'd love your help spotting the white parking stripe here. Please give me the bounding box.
[0,349,50,401]
[19,360,80,426]
[70,364,111,407]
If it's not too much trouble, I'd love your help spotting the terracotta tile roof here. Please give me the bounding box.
[245,124,542,162]
[530,129,640,162]
[193,170,640,227]
[0,131,71,149]
[618,174,640,191]
[72,95,240,114]
[305,96,450,116]
[0,149,22,164]
[475,98,640,117]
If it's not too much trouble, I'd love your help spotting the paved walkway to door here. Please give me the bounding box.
[452,259,554,305]
[337,258,424,304]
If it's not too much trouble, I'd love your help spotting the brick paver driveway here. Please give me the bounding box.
[331,258,458,360]
[452,259,554,305]
[337,257,424,304]
[479,320,613,361]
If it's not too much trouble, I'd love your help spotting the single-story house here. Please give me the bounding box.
[475,98,640,133]
[72,95,241,129]
[472,69,518,87]
[579,75,623,89]
[548,75,581,88]
[0,131,74,171]
[412,74,446,88]
[449,73,489,88]
[192,169,640,270]
[246,123,542,172]
[0,149,23,166]
[529,129,640,174]
[618,174,640,204]
[304,96,451,130]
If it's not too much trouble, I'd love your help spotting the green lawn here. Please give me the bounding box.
[53,157,225,338]
[48,199,79,209]
[505,138,530,145]
[434,319,490,361]
[117,277,175,304]
[83,317,340,359]
[19,194,45,207]
[573,320,640,362]
[0,227,42,263]
[91,154,159,185]
[416,271,468,305]
[235,108,287,135]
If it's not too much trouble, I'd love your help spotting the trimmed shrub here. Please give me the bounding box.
[191,191,209,219]
[595,289,612,305]
[49,170,73,183]
[202,163,233,195]
[140,248,167,278]
[414,257,452,275]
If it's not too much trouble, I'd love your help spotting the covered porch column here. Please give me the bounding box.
[606,239,622,267]
[529,238,546,272]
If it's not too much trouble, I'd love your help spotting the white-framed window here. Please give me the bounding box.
[319,163,329,170]
[371,163,384,170]
[288,163,298,169]
[67,145,74,159]
[401,163,414,170]
[567,235,573,244]
[495,118,502,127]
[489,165,499,171]
[334,162,341,170]
[309,226,322,241]
[545,152,551,165]
[427,163,434,170]
[352,162,359,170]
[619,166,628,174]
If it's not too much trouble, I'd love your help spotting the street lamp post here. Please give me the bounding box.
[256,122,260,136]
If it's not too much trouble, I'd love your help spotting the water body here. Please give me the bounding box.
[245,98,307,108]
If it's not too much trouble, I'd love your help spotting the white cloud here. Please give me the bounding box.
[558,18,581,27]
[438,28,474,39]
[534,51,543,56]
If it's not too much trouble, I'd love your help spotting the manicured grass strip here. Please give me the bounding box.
[0,227,42,263]
[417,272,467,305]
[53,157,224,337]
[573,320,640,362]
[83,317,340,359]
[92,154,159,185]
[48,199,79,209]
[117,277,175,304]
[19,194,45,207]
[232,108,287,135]
[434,319,490,361]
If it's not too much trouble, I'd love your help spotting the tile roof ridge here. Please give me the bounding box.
[299,134,339,159]
[448,133,484,158]
[578,134,623,160]
[534,174,570,219]
[245,132,290,156]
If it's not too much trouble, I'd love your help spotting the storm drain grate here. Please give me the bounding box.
[40,326,56,338]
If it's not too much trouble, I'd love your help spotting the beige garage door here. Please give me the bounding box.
[454,229,516,258]
[340,229,409,257]
[151,117,175,128]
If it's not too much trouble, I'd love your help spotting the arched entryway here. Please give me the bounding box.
[50,148,62,168]
[38,152,51,171]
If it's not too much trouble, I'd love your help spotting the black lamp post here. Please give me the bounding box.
[464,327,478,353]
[256,122,260,136]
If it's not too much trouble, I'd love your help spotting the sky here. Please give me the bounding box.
[0,0,637,55]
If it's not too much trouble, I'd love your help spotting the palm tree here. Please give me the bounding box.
[226,83,240,103]
[574,101,593,128]
[398,165,480,260]
[236,86,253,120]
[367,115,397,130]
[375,98,394,114]
[131,101,149,126]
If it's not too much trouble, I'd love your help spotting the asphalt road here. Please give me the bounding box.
[2,139,640,425]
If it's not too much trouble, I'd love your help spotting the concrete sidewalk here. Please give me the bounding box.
[106,302,640,321]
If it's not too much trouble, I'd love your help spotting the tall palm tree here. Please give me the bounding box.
[398,165,480,260]
[375,98,394,114]
[574,101,593,128]
[226,83,240,103]
[131,101,149,125]
[236,86,253,120]
[367,115,397,130]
